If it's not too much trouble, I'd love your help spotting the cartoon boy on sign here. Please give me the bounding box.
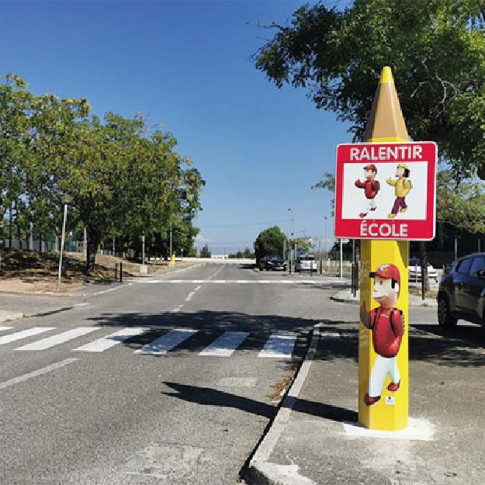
[360,264,404,406]
[354,163,380,218]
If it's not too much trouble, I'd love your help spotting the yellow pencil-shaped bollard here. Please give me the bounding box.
[358,66,409,431]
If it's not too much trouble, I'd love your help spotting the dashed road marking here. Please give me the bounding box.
[0,358,78,390]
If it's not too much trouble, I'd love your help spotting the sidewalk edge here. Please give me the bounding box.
[243,324,321,484]
[0,313,24,323]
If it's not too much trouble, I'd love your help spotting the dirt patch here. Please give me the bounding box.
[269,375,294,405]
[0,249,188,294]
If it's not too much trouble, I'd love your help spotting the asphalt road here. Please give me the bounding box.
[0,263,356,485]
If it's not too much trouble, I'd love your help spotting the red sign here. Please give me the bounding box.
[335,142,437,240]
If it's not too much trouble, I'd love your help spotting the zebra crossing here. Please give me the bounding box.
[0,325,300,358]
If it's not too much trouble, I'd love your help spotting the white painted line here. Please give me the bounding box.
[258,333,298,358]
[199,331,249,357]
[0,327,56,346]
[93,286,127,296]
[15,327,100,351]
[0,358,78,390]
[135,329,198,355]
[0,326,13,332]
[320,332,342,339]
[207,266,225,280]
[185,284,202,302]
[185,291,196,301]
[343,417,435,441]
[142,279,334,285]
[72,327,146,353]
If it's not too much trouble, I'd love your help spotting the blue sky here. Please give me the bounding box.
[0,1,352,254]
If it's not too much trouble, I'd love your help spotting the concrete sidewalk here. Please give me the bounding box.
[245,324,484,485]
[331,288,437,307]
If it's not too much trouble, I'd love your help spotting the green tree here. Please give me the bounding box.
[254,226,287,263]
[311,172,335,214]
[200,244,211,258]
[437,170,485,233]
[254,0,485,178]
[0,75,36,254]
[1,75,205,273]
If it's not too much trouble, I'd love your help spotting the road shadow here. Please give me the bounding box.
[317,321,484,367]
[162,381,357,423]
[86,310,484,368]
[86,310,320,369]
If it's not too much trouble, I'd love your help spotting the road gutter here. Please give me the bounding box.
[243,324,322,485]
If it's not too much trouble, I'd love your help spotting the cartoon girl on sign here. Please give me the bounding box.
[386,163,412,219]
[360,264,404,406]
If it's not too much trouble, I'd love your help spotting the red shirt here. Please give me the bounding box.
[355,179,380,199]
[368,307,404,357]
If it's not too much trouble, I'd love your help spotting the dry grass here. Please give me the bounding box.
[0,249,175,293]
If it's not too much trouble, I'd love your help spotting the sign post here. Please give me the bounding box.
[335,67,437,431]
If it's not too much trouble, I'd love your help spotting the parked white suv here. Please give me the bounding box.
[295,255,318,272]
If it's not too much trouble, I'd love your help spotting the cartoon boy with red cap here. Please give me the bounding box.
[360,263,404,406]
[355,164,380,218]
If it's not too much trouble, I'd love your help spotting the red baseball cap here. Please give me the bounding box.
[363,163,377,172]
[369,264,400,287]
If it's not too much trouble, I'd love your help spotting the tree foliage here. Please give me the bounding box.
[200,244,211,258]
[255,0,485,179]
[0,74,205,274]
[437,170,485,233]
[254,226,287,263]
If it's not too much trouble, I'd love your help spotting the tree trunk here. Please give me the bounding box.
[86,229,100,275]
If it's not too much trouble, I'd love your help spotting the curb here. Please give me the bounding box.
[244,324,321,485]
[0,313,24,323]
[330,294,437,307]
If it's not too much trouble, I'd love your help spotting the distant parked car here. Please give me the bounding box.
[437,253,485,327]
[295,255,318,272]
[259,255,287,271]
[408,257,439,283]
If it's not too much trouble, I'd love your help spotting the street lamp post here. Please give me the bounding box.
[57,195,73,291]
[324,216,328,261]
[288,208,295,273]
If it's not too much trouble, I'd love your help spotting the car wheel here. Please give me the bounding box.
[437,296,457,327]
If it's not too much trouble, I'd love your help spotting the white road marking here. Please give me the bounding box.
[72,327,146,353]
[135,329,198,355]
[0,358,78,390]
[207,266,225,280]
[258,333,298,358]
[143,279,337,285]
[16,327,100,351]
[185,284,203,302]
[0,327,56,346]
[0,326,13,332]
[199,331,249,357]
